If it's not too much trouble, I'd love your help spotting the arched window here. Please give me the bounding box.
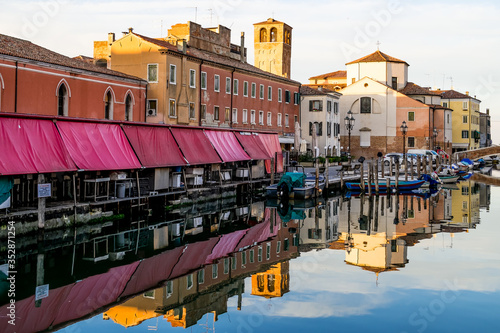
[57,83,69,116]
[104,90,113,120]
[260,28,267,42]
[285,30,291,44]
[125,93,133,121]
[270,27,277,42]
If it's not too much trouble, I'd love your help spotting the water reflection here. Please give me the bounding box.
[0,180,493,332]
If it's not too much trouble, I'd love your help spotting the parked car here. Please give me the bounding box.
[383,153,417,166]
[407,149,439,163]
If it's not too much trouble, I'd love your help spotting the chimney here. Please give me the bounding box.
[108,32,115,45]
[177,39,187,54]
[128,27,133,34]
[240,32,245,62]
[487,108,490,115]
[465,91,469,96]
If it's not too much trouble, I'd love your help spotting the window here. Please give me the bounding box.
[268,86,272,100]
[186,274,193,289]
[284,238,289,251]
[462,201,468,209]
[276,241,281,254]
[243,81,248,97]
[242,109,248,123]
[294,115,298,125]
[294,92,300,105]
[270,27,277,42]
[285,114,289,127]
[443,101,448,108]
[309,100,323,111]
[408,111,415,121]
[251,110,256,124]
[266,243,271,260]
[309,122,323,136]
[143,290,155,299]
[224,258,229,274]
[285,90,291,103]
[242,251,247,266]
[463,115,468,123]
[334,102,339,114]
[226,77,231,94]
[392,77,398,90]
[201,71,207,90]
[258,246,263,262]
[231,257,237,270]
[212,264,218,279]
[125,94,133,121]
[259,110,264,125]
[147,100,157,117]
[267,112,272,126]
[214,106,220,121]
[189,69,196,88]
[232,108,238,123]
[225,107,230,122]
[327,100,332,112]
[462,130,469,138]
[327,122,331,136]
[104,90,113,120]
[462,101,468,110]
[189,102,196,119]
[201,104,207,120]
[169,64,176,84]
[260,84,264,99]
[214,75,220,92]
[233,79,239,95]
[198,269,205,284]
[260,28,267,42]
[147,64,158,83]
[277,113,282,127]
[285,30,291,44]
[408,137,415,148]
[249,249,255,263]
[169,99,176,117]
[360,97,371,113]
[278,88,282,102]
[166,281,173,298]
[57,83,68,116]
[447,114,450,123]
[251,83,256,98]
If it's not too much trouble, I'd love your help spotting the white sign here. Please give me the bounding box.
[37,183,51,198]
[35,284,49,301]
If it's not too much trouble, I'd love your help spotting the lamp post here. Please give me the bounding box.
[433,128,438,150]
[344,110,355,161]
[400,121,408,180]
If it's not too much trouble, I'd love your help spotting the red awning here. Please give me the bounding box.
[123,125,187,168]
[234,132,271,161]
[258,133,284,173]
[0,118,76,175]
[170,128,221,165]
[56,121,141,171]
[205,130,250,163]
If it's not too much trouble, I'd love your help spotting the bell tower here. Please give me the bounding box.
[253,18,292,79]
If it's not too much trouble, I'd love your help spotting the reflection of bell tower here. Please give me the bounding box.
[253,18,292,79]
[251,262,290,298]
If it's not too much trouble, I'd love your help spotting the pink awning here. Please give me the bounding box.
[170,128,221,165]
[0,118,76,175]
[235,132,271,161]
[205,130,250,163]
[205,229,248,264]
[56,121,142,171]
[258,133,283,173]
[123,125,187,167]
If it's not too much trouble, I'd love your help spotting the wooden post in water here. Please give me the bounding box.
[360,162,365,193]
[367,162,372,195]
[340,168,344,190]
[270,158,275,185]
[417,156,421,178]
[315,158,320,198]
[405,156,409,181]
[410,157,414,180]
[375,161,379,193]
[395,161,400,191]
[386,177,391,194]
[38,174,45,229]
[381,157,385,177]
[422,156,427,175]
[325,157,329,190]
[390,158,394,176]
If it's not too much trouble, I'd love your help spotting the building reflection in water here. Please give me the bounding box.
[0,181,490,332]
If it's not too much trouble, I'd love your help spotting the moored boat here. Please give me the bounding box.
[266,172,324,200]
[345,179,425,192]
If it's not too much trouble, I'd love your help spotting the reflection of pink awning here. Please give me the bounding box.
[0,118,76,175]
[235,132,271,161]
[57,121,141,171]
[123,125,187,167]
[170,237,220,278]
[205,130,250,162]
[205,229,247,264]
[258,133,283,173]
[170,128,221,165]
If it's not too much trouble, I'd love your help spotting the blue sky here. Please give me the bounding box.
[1,0,500,141]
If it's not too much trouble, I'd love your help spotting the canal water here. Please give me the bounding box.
[2,180,499,332]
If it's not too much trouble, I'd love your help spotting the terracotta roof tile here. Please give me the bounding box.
[400,82,440,96]
[308,70,347,80]
[299,85,338,95]
[346,50,409,66]
[0,34,144,81]
[436,89,471,99]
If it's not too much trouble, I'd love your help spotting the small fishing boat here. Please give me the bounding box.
[345,179,425,192]
[266,172,325,200]
[438,174,460,184]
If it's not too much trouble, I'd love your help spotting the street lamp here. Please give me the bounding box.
[400,121,408,180]
[433,128,438,150]
[344,110,355,161]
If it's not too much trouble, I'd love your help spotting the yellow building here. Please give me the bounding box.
[306,70,347,91]
[437,90,481,152]
[251,262,290,298]
[253,18,292,79]
[450,180,480,228]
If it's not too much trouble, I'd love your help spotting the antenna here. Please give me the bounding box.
[208,8,213,25]
[448,76,453,89]
[376,40,381,50]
